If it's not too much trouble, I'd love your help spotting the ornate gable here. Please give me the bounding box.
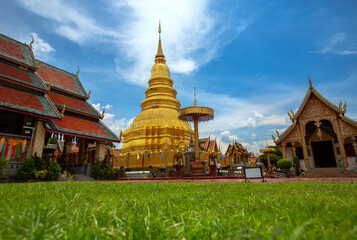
[299,93,337,120]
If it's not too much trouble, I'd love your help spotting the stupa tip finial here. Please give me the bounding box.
[155,20,165,60]
[194,87,197,106]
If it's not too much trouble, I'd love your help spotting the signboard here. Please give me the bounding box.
[243,167,264,182]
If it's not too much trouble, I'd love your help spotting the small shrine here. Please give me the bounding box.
[225,141,249,166]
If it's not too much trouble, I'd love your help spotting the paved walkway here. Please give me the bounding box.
[112,177,357,183]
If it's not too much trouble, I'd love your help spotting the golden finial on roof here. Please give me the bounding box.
[276,129,280,138]
[88,89,91,98]
[101,107,105,118]
[29,34,34,49]
[61,104,66,118]
[155,21,165,60]
[194,87,197,106]
[308,74,312,88]
[272,133,276,144]
[119,130,123,142]
[76,66,80,77]
[37,59,41,68]
[343,100,347,113]
[339,100,343,111]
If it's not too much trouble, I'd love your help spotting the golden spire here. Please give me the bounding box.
[308,74,312,88]
[155,21,165,60]
[194,87,197,106]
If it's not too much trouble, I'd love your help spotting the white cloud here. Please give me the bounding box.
[91,103,133,147]
[311,32,357,55]
[16,0,247,86]
[196,91,291,134]
[241,140,275,154]
[30,33,55,61]
[16,0,120,44]
[251,132,256,139]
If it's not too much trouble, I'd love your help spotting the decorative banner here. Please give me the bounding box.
[219,154,222,160]
[6,140,13,159]
[0,138,5,157]
[161,151,163,158]
[136,153,139,160]
[142,156,145,167]
[148,152,150,158]
[21,140,27,154]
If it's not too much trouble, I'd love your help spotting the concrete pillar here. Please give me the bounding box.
[32,119,46,158]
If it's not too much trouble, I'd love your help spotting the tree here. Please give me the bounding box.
[258,153,282,168]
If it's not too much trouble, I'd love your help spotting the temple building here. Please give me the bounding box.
[274,78,357,170]
[199,136,219,153]
[0,33,120,174]
[225,141,249,166]
[121,24,193,155]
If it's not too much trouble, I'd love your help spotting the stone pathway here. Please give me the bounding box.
[112,177,357,183]
[58,174,96,182]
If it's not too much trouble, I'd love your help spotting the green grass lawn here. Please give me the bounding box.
[0,182,356,240]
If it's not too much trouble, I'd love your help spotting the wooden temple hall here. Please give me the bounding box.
[273,78,357,171]
[0,33,120,173]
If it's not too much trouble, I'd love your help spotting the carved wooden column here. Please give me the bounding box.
[291,142,296,157]
[298,123,310,168]
[352,137,357,158]
[281,143,287,159]
[333,119,348,167]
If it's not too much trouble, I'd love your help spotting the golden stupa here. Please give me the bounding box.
[121,23,194,153]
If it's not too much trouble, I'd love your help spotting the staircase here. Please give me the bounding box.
[303,167,357,178]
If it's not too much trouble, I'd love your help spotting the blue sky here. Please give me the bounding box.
[1,0,357,153]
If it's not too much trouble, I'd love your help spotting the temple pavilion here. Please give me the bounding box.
[118,24,193,168]
[225,141,249,166]
[274,78,357,170]
[0,33,119,174]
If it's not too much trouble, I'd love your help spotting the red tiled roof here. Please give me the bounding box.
[47,92,91,112]
[0,85,44,111]
[208,140,216,151]
[53,115,109,136]
[199,137,209,149]
[0,37,24,60]
[37,64,78,92]
[0,62,33,84]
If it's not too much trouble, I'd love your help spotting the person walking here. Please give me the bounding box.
[217,161,222,176]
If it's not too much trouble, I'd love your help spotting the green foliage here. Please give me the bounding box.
[0,156,8,176]
[46,162,62,181]
[48,138,58,144]
[17,160,38,180]
[277,158,293,169]
[258,153,281,168]
[17,155,61,181]
[91,160,116,180]
[293,156,301,175]
[268,145,282,157]
[33,154,50,170]
[0,182,356,239]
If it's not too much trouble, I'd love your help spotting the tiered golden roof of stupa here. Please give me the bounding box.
[121,23,194,153]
